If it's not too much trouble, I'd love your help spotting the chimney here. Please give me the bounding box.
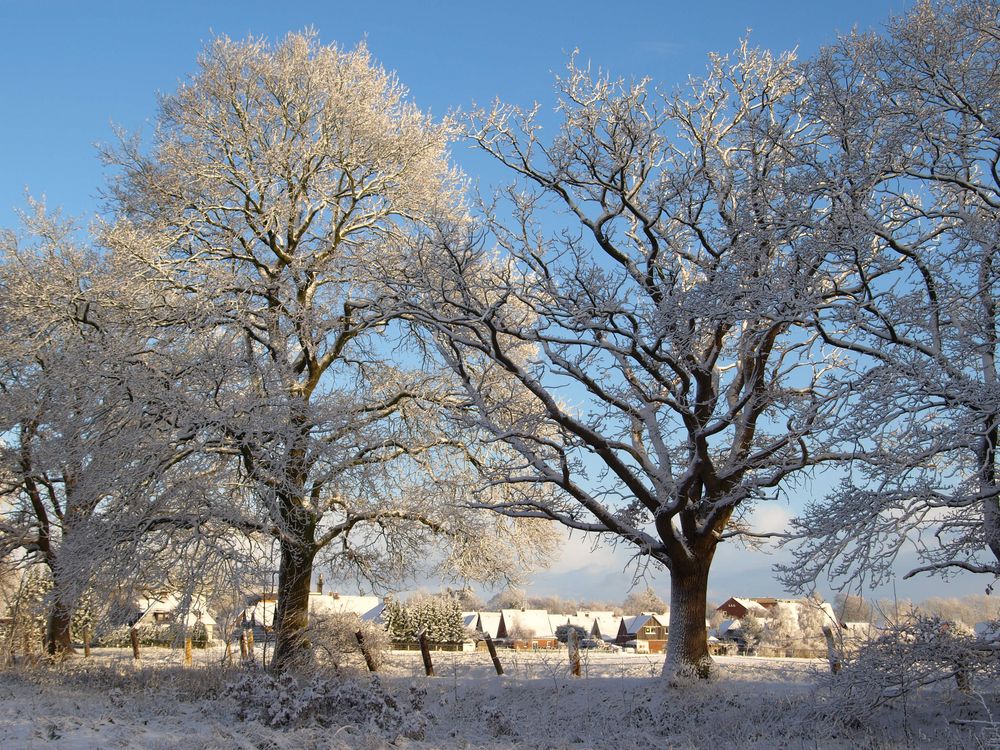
[333,592,340,599]
[317,574,324,595]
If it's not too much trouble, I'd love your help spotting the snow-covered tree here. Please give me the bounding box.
[555,623,588,643]
[102,32,552,670]
[399,43,847,678]
[382,598,414,642]
[0,208,163,653]
[621,587,667,614]
[780,0,1000,591]
[0,204,254,655]
[834,593,875,624]
[383,594,465,643]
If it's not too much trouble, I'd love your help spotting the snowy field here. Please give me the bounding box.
[1,647,998,749]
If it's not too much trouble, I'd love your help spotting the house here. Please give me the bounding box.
[716,618,741,640]
[308,591,385,622]
[497,608,559,649]
[589,614,621,644]
[707,635,736,655]
[241,584,387,637]
[474,611,503,640]
[617,613,668,653]
[134,592,218,641]
[462,612,479,632]
[716,597,772,619]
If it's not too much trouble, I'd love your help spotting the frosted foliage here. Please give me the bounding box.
[299,613,391,670]
[0,204,240,653]
[401,38,847,677]
[384,594,465,643]
[816,613,1000,720]
[621,587,666,614]
[780,0,1000,590]
[226,669,426,736]
[98,31,555,666]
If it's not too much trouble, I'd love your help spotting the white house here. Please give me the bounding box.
[242,589,388,634]
[134,592,218,640]
[498,608,558,648]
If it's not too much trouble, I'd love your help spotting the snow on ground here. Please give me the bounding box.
[0,648,996,748]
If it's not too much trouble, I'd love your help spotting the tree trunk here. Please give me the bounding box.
[269,539,317,671]
[45,599,75,657]
[663,562,714,680]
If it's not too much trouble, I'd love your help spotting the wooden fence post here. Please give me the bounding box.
[484,634,504,676]
[246,629,255,661]
[82,626,91,658]
[568,629,582,677]
[355,630,378,672]
[418,630,435,677]
[239,631,248,661]
[129,628,141,661]
[184,636,193,666]
[822,626,841,674]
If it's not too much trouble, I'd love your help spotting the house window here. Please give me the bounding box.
[153,612,171,623]
[644,627,655,636]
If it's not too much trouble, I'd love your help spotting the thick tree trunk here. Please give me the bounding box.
[663,562,714,680]
[45,604,74,657]
[270,539,317,671]
[44,561,75,658]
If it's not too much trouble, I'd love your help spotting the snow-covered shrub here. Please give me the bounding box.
[225,669,426,738]
[816,613,1000,719]
[555,624,588,643]
[301,612,390,671]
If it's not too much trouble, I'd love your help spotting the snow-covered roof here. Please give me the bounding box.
[592,615,621,641]
[136,592,217,628]
[575,610,615,619]
[501,608,556,639]
[462,613,479,630]
[565,614,595,632]
[360,602,386,622]
[731,598,769,615]
[308,593,382,619]
[243,599,276,627]
[477,612,502,638]
[717,618,741,637]
[621,613,665,635]
[242,593,385,627]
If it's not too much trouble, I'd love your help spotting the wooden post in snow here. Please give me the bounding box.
[246,629,255,660]
[82,626,91,658]
[239,631,248,661]
[129,628,141,661]
[484,634,504,675]
[568,628,582,677]
[184,636,193,666]
[418,629,434,677]
[356,630,377,672]
[822,625,841,674]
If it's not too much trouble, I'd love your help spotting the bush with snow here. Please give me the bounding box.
[301,612,391,671]
[225,668,427,738]
[816,613,1000,719]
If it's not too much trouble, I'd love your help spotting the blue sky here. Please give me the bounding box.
[2,0,983,606]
